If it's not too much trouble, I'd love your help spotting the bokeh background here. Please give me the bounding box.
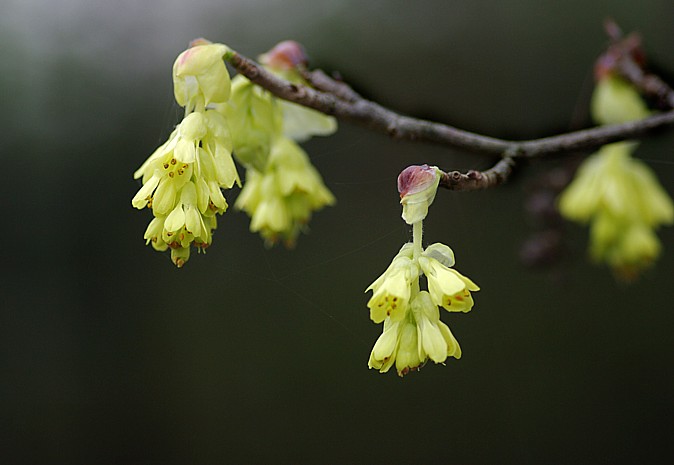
[2,0,674,463]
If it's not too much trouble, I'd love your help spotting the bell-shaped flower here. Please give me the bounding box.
[411,291,461,364]
[143,216,169,252]
[366,244,418,323]
[235,136,335,247]
[369,314,425,376]
[173,41,231,113]
[394,320,424,376]
[368,317,403,374]
[418,249,479,313]
[397,164,442,225]
[590,211,662,281]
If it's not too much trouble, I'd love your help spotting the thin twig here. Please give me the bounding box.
[603,19,674,109]
[439,157,515,191]
[224,50,674,159]
[299,68,362,103]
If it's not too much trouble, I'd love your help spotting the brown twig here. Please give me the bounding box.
[439,157,515,191]
[299,68,362,103]
[223,39,674,192]
[225,50,674,157]
[602,19,674,109]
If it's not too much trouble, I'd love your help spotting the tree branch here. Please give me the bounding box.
[225,50,674,159]
[439,157,515,191]
[224,36,674,192]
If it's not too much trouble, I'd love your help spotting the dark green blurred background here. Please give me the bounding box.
[2,1,674,463]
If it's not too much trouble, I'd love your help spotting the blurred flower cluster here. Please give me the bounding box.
[132,40,337,266]
[367,165,479,376]
[558,73,674,280]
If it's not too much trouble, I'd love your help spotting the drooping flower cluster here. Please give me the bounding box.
[132,41,240,267]
[558,73,674,279]
[367,165,479,376]
[132,39,337,265]
[234,137,335,247]
[222,40,336,247]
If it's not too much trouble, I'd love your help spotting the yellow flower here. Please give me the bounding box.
[368,290,464,376]
[559,142,673,278]
[368,312,424,377]
[173,41,231,113]
[394,320,423,376]
[412,291,461,364]
[132,110,239,266]
[366,244,418,323]
[591,75,650,125]
[368,316,426,377]
[418,248,480,313]
[368,317,403,374]
[235,136,334,247]
[590,211,662,280]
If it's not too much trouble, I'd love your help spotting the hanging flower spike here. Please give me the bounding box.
[560,144,672,279]
[259,40,337,142]
[133,110,239,267]
[367,164,478,376]
[173,40,231,114]
[133,39,238,267]
[234,136,335,247]
[558,67,674,280]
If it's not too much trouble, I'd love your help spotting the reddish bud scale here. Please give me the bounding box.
[261,40,308,71]
[397,164,436,198]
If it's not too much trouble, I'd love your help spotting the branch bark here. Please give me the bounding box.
[225,51,674,156]
[439,157,515,191]
[223,40,673,191]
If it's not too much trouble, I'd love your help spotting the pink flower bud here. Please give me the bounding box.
[397,164,438,198]
[259,40,308,71]
[397,165,441,225]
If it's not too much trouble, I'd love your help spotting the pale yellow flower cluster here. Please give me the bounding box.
[132,40,337,265]
[367,165,479,376]
[367,242,479,376]
[559,142,673,279]
[234,137,335,247]
[132,42,240,267]
[222,41,337,247]
[558,75,674,279]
